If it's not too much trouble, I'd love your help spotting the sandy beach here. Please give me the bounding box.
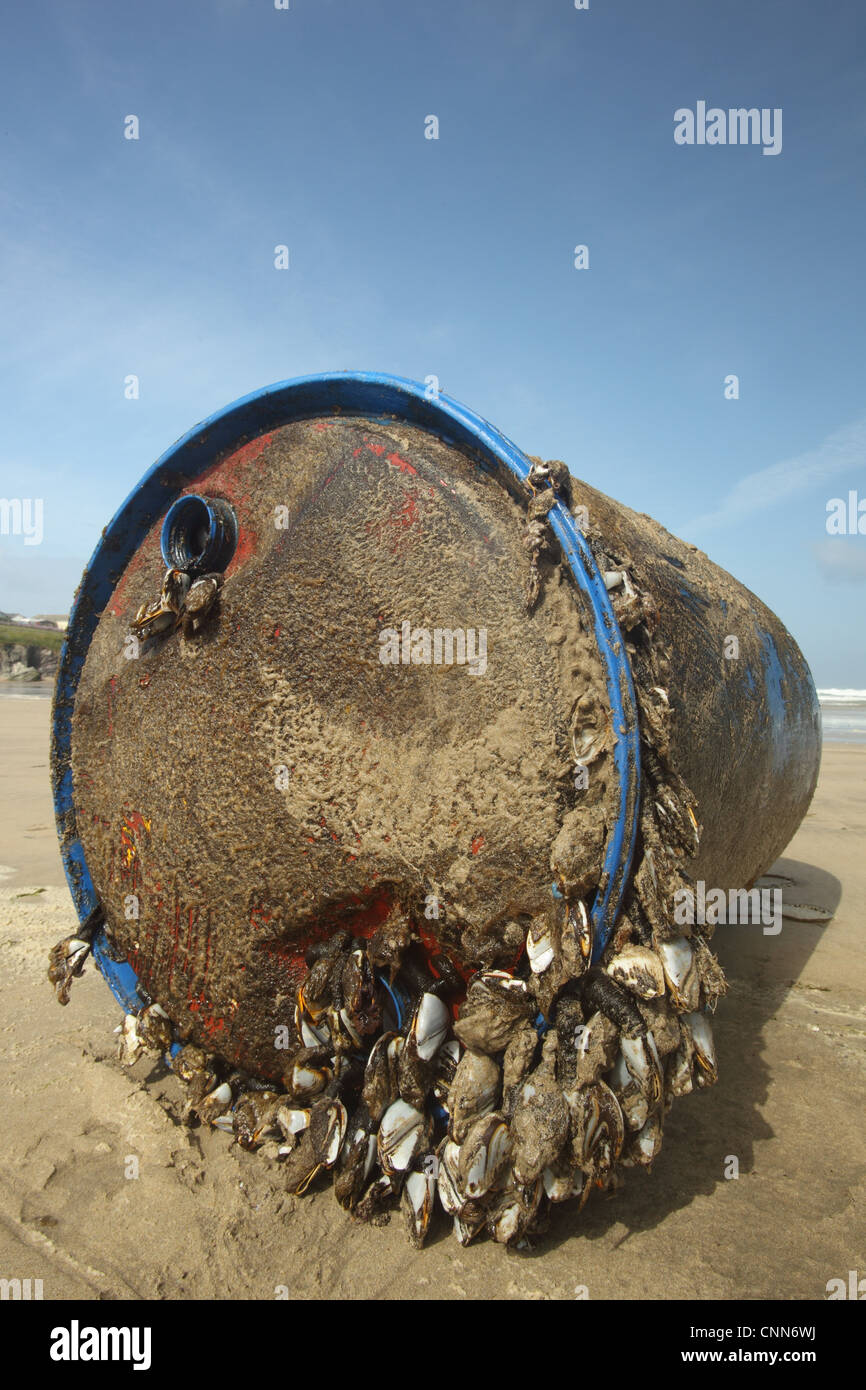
[1,692,863,1301]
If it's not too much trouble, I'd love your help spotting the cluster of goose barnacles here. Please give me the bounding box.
[47,902,105,1006]
[130,566,223,643]
[99,885,723,1250]
[523,457,575,610]
[48,476,727,1249]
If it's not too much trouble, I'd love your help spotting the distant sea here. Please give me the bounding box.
[817,690,866,744]
[0,682,53,698]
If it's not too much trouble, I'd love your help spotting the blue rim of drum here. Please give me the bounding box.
[50,372,642,1017]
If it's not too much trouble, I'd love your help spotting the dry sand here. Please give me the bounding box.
[0,694,863,1300]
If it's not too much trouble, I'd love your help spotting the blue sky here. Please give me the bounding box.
[1,0,864,683]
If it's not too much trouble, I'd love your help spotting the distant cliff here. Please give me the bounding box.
[0,624,62,682]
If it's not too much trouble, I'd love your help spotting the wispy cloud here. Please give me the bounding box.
[811,538,866,584]
[685,416,866,533]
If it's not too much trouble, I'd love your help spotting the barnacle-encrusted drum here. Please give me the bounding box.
[51,373,821,1247]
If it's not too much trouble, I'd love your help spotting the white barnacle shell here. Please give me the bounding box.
[439,1038,461,1067]
[403,1169,436,1247]
[277,1105,310,1149]
[64,938,91,968]
[447,1048,500,1142]
[683,1010,717,1085]
[667,1029,695,1098]
[360,1131,377,1184]
[656,936,700,1012]
[571,724,610,766]
[378,1099,425,1176]
[117,1013,143,1066]
[488,1195,522,1245]
[482,970,529,997]
[413,992,450,1061]
[290,1058,332,1099]
[608,1049,649,1131]
[436,1140,465,1217]
[543,1160,584,1203]
[486,1177,542,1245]
[579,1080,625,1168]
[206,1082,232,1104]
[312,1099,348,1168]
[457,1114,512,1200]
[197,1081,233,1126]
[335,1007,362,1049]
[300,1014,331,1048]
[606,944,665,1000]
[526,918,555,974]
[620,1032,663,1107]
[623,1113,663,1168]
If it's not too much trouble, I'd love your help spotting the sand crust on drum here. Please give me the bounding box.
[69,419,613,1074]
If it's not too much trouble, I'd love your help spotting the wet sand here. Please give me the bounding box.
[0,693,863,1300]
